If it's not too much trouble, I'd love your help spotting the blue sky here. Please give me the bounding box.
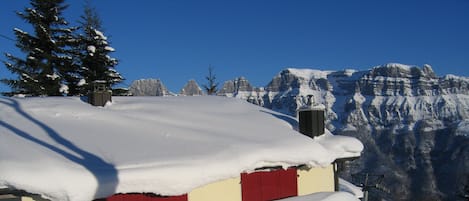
[1,0,469,93]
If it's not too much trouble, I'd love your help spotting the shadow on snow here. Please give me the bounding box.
[259,109,299,132]
[0,97,117,200]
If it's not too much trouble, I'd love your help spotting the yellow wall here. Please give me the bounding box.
[188,177,241,201]
[297,164,335,195]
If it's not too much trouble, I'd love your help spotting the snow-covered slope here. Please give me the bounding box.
[0,96,362,201]
[278,192,360,201]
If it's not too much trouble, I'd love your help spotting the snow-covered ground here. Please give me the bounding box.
[278,192,360,201]
[0,96,363,201]
[277,178,363,201]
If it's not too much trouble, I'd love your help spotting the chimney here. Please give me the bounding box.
[88,80,112,106]
[298,95,325,138]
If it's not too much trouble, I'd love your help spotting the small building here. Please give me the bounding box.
[0,96,363,201]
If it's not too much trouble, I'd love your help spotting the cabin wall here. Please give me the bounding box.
[9,165,336,201]
[188,177,241,201]
[187,164,335,201]
[297,165,335,195]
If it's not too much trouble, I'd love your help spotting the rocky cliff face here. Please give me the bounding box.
[217,77,265,105]
[180,79,203,96]
[129,79,171,96]
[220,64,469,201]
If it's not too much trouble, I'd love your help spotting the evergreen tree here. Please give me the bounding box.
[1,0,78,96]
[75,1,123,94]
[203,65,218,95]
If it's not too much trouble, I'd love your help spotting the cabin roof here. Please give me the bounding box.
[0,96,363,201]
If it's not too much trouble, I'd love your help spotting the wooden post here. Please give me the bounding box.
[88,81,112,106]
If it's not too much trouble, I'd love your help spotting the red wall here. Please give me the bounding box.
[241,168,298,201]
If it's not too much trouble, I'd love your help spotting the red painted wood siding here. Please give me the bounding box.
[241,168,298,201]
[105,194,187,201]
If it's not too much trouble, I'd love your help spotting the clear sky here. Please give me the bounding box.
[1,0,469,93]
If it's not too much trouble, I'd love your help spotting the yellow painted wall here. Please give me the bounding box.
[188,177,241,201]
[297,164,335,195]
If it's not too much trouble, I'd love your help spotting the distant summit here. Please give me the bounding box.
[180,79,203,96]
[218,77,264,105]
[129,79,171,96]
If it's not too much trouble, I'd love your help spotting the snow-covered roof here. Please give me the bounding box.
[0,96,363,201]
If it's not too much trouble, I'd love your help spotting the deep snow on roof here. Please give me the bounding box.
[0,96,362,201]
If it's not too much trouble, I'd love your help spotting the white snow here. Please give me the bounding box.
[87,45,96,54]
[353,92,366,105]
[380,63,414,70]
[46,73,60,80]
[104,46,115,52]
[0,96,363,201]
[77,79,86,87]
[455,120,469,137]
[444,74,469,83]
[343,69,357,77]
[13,28,28,35]
[339,178,363,199]
[59,84,69,94]
[287,68,331,80]
[94,29,107,40]
[34,48,44,53]
[278,192,360,201]
[21,73,39,83]
[314,132,364,159]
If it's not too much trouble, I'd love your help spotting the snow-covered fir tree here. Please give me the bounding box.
[1,0,78,96]
[75,1,123,94]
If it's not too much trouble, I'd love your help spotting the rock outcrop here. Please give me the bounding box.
[217,77,264,105]
[129,79,171,96]
[180,79,203,96]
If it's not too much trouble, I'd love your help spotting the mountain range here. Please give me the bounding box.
[128,63,469,201]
